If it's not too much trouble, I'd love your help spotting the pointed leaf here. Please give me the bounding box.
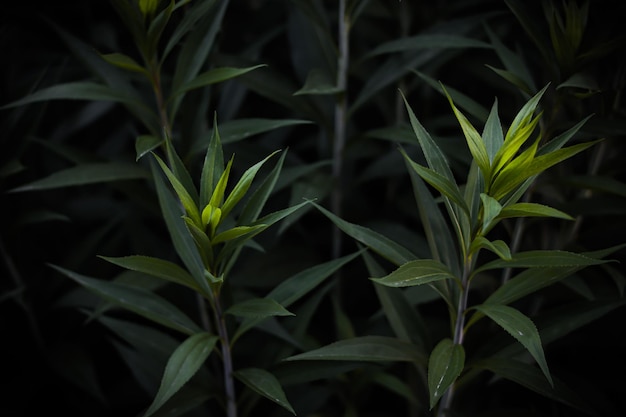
[371,259,459,288]
[470,237,512,261]
[365,34,491,58]
[136,135,163,161]
[143,332,218,417]
[293,68,342,96]
[153,153,202,227]
[498,203,573,220]
[402,154,469,216]
[100,52,148,75]
[476,250,609,273]
[151,161,210,296]
[482,99,504,163]
[313,202,417,266]
[172,65,266,98]
[234,368,295,415]
[474,304,552,386]
[200,117,224,207]
[285,336,426,364]
[221,151,280,218]
[226,298,294,319]
[480,193,503,233]
[98,255,200,292]
[212,225,266,245]
[51,265,202,336]
[9,162,150,192]
[428,339,465,409]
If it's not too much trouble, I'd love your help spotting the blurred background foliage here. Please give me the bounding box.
[1,0,626,416]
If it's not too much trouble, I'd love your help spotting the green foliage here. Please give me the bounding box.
[2,0,625,416]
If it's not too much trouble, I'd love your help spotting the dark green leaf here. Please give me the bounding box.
[234,368,295,415]
[371,259,459,288]
[10,162,150,192]
[365,34,491,58]
[293,68,342,96]
[172,65,266,98]
[51,265,202,336]
[284,336,426,364]
[136,135,163,161]
[476,250,609,273]
[144,332,218,417]
[226,298,294,319]
[474,304,552,386]
[428,339,465,409]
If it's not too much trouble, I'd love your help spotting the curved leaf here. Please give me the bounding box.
[50,265,202,336]
[476,250,609,273]
[226,298,294,319]
[144,332,218,417]
[234,368,295,415]
[10,162,150,192]
[172,65,266,98]
[284,336,426,364]
[371,259,459,288]
[474,304,552,386]
[428,339,465,409]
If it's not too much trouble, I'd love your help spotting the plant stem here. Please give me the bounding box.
[214,294,237,417]
[437,259,472,417]
[331,0,350,260]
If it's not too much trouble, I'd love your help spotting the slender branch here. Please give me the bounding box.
[214,294,237,417]
[331,0,350,260]
[437,259,472,417]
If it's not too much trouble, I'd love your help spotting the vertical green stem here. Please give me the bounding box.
[332,0,350,259]
[437,259,472,417]
[214,294,237,417]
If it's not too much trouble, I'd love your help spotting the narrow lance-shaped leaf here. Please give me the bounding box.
[143,332,218,417]
[234,368,295,415]
[313,202,417,266]
[469,237,512,261]
[226,298,294,319]
[50,265,203,336]
[200,115,224,208]
[442,85,491,179]
[171,65,266,98]
[371,259,460,289]
[98,255,200,293]
[482,99,504,164]
[480,193,503,234]
[475,250,610,273]
[285,336,426,364]
[428,339,465,409]
[401,151,470,217]
[153,153,202,227]
[473,304,552,386]
[498,203,573,220]
[221,150,281,219]
[151,160,210,295]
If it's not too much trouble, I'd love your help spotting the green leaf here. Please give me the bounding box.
[473,304,552,386]
[482,99,504,164]
[143,332,218,417]
[527,140,600,178]
[498,202,573,220]
[9,162,150,192]
[238,150,287,225]
[234,368,295,415]
[221,151,280,218]
[365,34,491,58]
[480,193,503,233]
[153,153,202,227]
[172,65,266,98]
[470,237,512,261]
[151,160,210,296]
[293,68,343,96]
[313,202,417,266]
[284,336,426,364]
[428,339,465,409]
[371,259,459,288]
[486,65,533,95]
[162,0,217,62]
[401,92,455,182]
[232,251,362,343]
[136,135,163,161]
[51,265,202,336]
[212,225,266,245]
[200,117,224,208]
[472,358,594,415]
[401,153,470,216]
[226,298,294,319]
[476,250,609,273]
[443,85,491,179]
[100,52,148,75]
[98,255,200,292]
